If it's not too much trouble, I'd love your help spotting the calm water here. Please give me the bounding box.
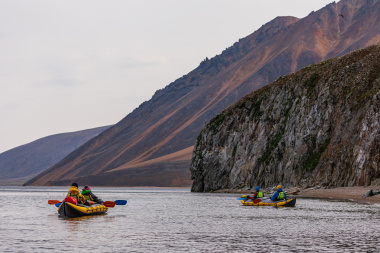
[0,186,379,252]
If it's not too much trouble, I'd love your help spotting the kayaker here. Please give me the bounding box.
[81,185,104,204]
[253,186,264,199]
[67,183,90,206]
[270,185,287,201]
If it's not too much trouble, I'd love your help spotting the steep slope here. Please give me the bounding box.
[0,126,110,185]
[191,44,380,192]
[26,0,380,186]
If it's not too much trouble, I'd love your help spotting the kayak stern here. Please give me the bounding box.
[58,202,108,218]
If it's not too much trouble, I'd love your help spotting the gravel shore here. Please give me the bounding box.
[216,186,380,205]
[293,186,380,205]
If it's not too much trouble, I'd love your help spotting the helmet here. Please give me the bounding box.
[256,186,260,191]
[83,185,91,190]
[72,182,78,188]
[276,185,282,189]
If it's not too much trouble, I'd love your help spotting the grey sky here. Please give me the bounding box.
[0,0,334,153]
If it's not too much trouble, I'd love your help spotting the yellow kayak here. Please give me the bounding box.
[58,202,108,218]
[239,196,296,207]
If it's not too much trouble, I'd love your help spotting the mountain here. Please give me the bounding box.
[25,0,380,186]
[0,126,110,185]
[190,43,380,192]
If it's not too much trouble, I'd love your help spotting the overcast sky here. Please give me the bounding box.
[0,0,335,154]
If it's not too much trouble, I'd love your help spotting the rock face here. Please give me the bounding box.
[25,0,380,186]
[190,44,380,192]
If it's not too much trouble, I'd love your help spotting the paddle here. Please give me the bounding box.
[51,200,94,207]
[49,199,127,208]
[48,200,61,205]
[289,190,300,195]
[236,197,262,203]
[114,200,127,205]
[102,201,115,207]
[54,201,113,207]
[102,200,127,207]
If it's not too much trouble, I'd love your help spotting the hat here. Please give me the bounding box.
[276,185,282,189]
[72,183,79,188]
[83,185,91,190]
[256,186,260,191]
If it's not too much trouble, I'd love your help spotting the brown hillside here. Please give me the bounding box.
[0,126,110,185]
[25,0,380,186]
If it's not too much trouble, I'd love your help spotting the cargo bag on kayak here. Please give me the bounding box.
[63,196,78,205]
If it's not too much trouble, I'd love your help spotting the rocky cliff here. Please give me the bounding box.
[190,44,380,192]
[25,0,380,186]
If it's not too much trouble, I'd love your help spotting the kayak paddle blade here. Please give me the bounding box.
[114,200,127,205]
[103,201,115,208]
[48,200,61,205]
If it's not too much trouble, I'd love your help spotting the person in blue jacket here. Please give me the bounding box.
[270,185,287,201]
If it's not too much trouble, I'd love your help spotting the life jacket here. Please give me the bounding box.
[82,192,94,201]
[67,186,86,204]
[277,191,285,200]
[257,191,264,198]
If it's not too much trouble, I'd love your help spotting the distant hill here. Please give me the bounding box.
[190,44,380,191]
[0,126,110,185]
[25,0,380,187]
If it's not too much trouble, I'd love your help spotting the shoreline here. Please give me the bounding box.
[3,185,379,204]
[214,186,380,205]
[293,186,380,205]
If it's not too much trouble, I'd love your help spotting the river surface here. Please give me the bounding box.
[0,186,379,252]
